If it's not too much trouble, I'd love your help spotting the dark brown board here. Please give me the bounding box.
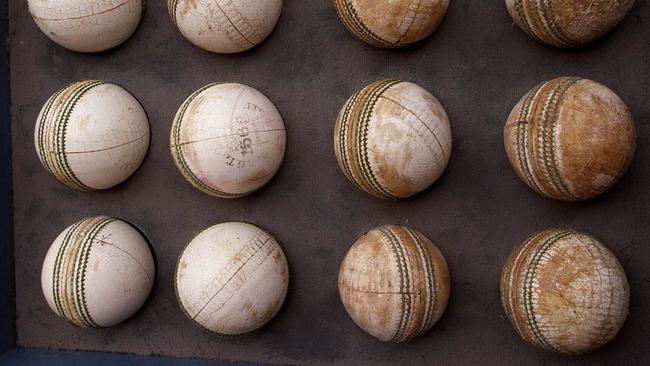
[10,1,650,364]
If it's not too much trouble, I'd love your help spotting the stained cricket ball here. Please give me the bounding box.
[505,0,635,48]
[170,83,286,198]
[504,77,635,201]
[35,80,150,191]
[338,225,450,342]
[175,222,289,335]
[28,0,146,52]
[334,0,449,48]
[41,216,155,328]
[500,229,629,354]
[334,79,452,200]
[168,0,283,53]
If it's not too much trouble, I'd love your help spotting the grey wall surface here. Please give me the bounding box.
[9,1,650,365]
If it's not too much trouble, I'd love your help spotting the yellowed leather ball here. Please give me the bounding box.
[501,229,629,354]
[339,225,450,342]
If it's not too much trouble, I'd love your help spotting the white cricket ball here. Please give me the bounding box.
[35,80,150,191]
[41,216,155,328]
[334,79,452,200]
[170,83,286,198]
[168,0,283,53]
[28,0,146,52]
[175,222,289,335]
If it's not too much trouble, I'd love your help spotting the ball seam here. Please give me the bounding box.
[522,229,574,351]
[377,226,410,342]
[404,226,436,336]
[357,79,401,199]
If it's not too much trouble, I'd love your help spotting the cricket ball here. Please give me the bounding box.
[334,79,452,200]
[338,225,450,342]
[168,0,283,53]
[175,222,289,335]
[170,83,286,198]
[505,0,635,48]
[334,0,449,48]
[41,216,155,328]
[28,0,146,52]
[504,77,635,201]
[35,81,150,191]
[500,229,629,354]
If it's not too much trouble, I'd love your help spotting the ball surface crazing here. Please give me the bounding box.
[505,0,635,47]
[500,229,629,354]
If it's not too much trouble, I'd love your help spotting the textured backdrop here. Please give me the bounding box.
[10,1,650,365]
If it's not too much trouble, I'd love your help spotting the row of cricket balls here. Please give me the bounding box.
[42,216,629,356]
[27,0,635,53]
[35,76,635,202]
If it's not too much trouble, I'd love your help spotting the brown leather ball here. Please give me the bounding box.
[334,0,450,48]
[505,0,635,48]
[504,77,635,201]
[500,229,629,354]
[338,225,450,342]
